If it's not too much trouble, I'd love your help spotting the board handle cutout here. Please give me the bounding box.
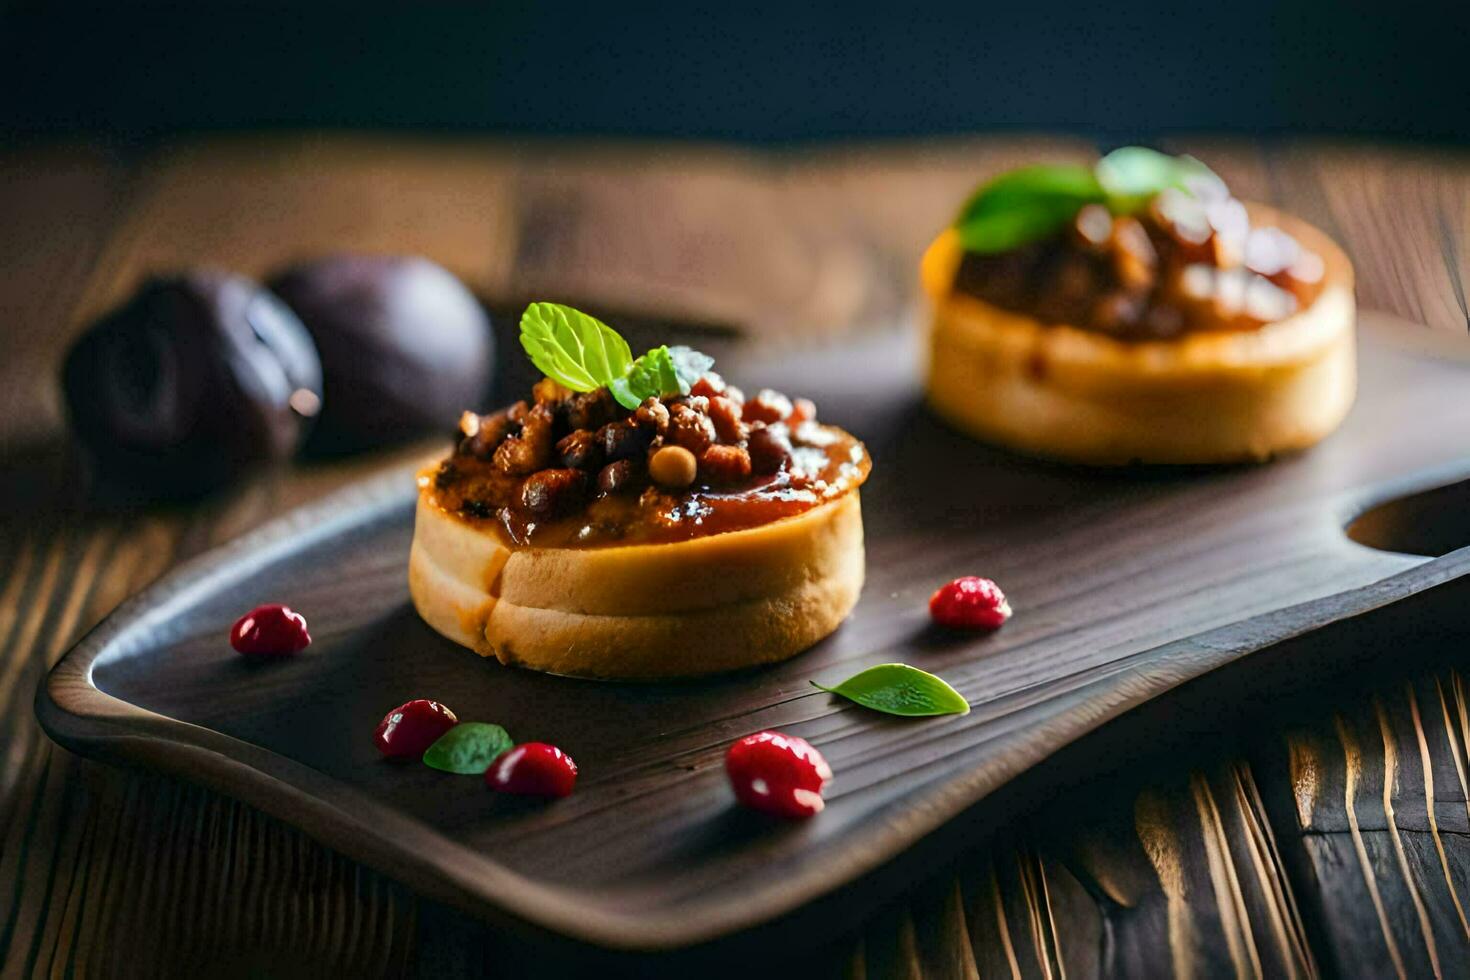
[1348,477,1470,557]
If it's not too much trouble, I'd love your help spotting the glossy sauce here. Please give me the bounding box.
[426,422,870,549]
[955,189,1326,340]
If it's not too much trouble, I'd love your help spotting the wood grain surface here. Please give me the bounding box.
[31,306,1470,953]
[2,134,1468,977]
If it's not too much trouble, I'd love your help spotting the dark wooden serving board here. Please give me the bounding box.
[36,311,1470,954]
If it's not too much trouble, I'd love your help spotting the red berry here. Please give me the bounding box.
[374,699,459,759]
[485,743,578,798]
[929,577,1012,630]
[230,603,311,656]
[725,730,832,819]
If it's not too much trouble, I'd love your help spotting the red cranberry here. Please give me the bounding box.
[230,603,311,656]
[485,743,578,798]
[725,730,832,819]
[929,576,1012,630]
[374,699,459,759]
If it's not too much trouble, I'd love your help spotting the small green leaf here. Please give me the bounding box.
[953,150,1225,255]
[518,302,716,411]
[1095,147,1218,212]
[958,163,1104,222]
[606,376,638,411]
[954,164,1106,254]
[812,664,970,717]
[1095,146,1179,203]
[422,722,514,774]
[519,302,634,393]
[608,345,689,410]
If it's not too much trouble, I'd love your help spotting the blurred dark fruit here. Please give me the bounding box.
[61,271,323,497]
[270,255,494,454]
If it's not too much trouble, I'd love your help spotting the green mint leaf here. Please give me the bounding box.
[1094,146,1179,203]
[812,663,970,717]
[422,722,514,774]
[518,302,716,410]
[1095,147,1219,212]
[606,376,638,411]
[959,163,1105,221]
[953,151,1226,255]
[519,302,634,393]
[608,345,690,410]
[954,164,1106,254]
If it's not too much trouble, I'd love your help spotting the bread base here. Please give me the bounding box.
[922,207,1357,465]
[408,490,865,679]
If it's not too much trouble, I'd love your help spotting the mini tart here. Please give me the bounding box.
[922,205,1356,465]
[408,486,865,679]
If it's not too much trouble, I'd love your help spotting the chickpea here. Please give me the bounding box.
[649,445,698,489]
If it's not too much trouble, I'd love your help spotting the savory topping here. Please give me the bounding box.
[427,303,871,547]
[952,147,1325,339]
[374,699,459,759]
[485,743,579,798]
[422,722,514,775]
[230,603,312,656]
[725,731,832,819]
[812,664,970,717]
[929,576,1012,631]
[649,444,698,489]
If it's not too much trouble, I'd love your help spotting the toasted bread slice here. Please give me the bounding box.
[409,488,865,679]
[923,206,1356,464]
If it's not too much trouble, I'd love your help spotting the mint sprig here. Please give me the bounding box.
[1095,147,1217,213]
[954,147,1220,255]
[812,663,970,717]
[955,164,1106,254]
[519,302,633,392]
[519,302,714,410]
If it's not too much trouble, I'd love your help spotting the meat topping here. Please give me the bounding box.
[699,444,753,484]
[954,179,1325,339]
[427,374,868,547]
[493,403,555,475]
[555,429,602,470]
[667,403,716,455]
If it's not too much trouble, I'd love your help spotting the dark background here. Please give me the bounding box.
[2,0,1466,145]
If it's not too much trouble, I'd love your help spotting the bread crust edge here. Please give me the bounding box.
[922,206,1358,465]
[408,489,866,679]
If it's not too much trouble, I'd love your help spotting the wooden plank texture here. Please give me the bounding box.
[1,134,1468,976]
[31,308,1470,951]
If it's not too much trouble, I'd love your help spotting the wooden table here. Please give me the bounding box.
[1,134,1467,978]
